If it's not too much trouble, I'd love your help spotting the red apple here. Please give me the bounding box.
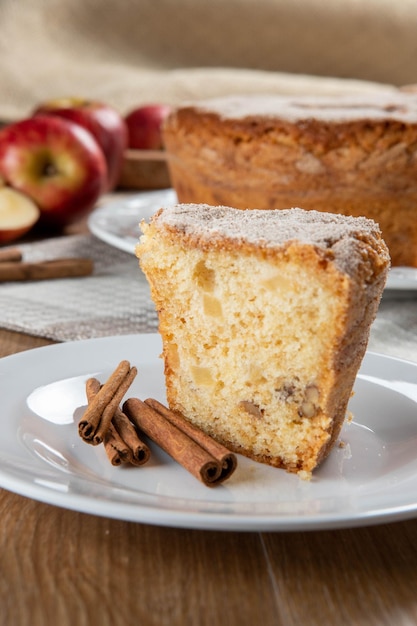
[125,104,172,150]
[34,98,128,191]
[0,115,107,228]
[0,186,40,243]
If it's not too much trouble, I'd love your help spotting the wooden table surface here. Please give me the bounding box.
[1,220,417,626]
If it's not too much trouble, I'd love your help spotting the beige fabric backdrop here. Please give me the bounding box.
[0,0,416,119]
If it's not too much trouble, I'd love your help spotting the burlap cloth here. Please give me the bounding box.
[1,0,416,120]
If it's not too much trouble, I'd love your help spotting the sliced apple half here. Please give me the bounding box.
[0,187,40,243]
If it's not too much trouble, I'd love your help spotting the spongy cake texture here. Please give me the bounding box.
[163,92,417,267]
[137,204,390,477]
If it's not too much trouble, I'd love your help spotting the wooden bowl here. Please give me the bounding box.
[117,149,171,190]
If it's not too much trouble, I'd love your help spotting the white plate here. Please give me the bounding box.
[1,334,417,531]
[89,189,178,254]
[89,191,417,291]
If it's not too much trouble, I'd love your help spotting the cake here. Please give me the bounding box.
[137,204,389,478]
[163,92,417,267]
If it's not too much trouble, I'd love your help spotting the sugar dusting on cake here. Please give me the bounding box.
[189,93,417,124]
[154,204,388,279]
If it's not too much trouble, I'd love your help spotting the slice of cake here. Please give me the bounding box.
[163,92,417,267]
[137,204,390,478]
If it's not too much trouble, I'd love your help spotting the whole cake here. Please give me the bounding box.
[137,204,389,478]
[163,92,417,267]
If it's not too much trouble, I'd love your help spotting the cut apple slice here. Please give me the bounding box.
[0,187,40,243]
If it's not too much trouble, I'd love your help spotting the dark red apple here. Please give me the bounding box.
[0,115,107,228]
[34,98,128,191]
[125,104,172,150]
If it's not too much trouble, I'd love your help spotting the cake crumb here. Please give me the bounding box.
[297,470,312,481]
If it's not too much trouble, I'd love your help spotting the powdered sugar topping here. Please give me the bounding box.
[188,92,417,124]
[155,204,386,276]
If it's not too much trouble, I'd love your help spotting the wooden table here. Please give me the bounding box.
[1,208,417,626]
[2,334,417,625]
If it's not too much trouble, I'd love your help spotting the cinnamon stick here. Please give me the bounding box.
[111,407,151,465]
[123,397,236,487]
[103,424,132,466]
[0,247,22,263]
[85,376,101,404]
[0,257,93,281]
[93,366,138,445]
[145,398,237,482]
[79,360,131,443]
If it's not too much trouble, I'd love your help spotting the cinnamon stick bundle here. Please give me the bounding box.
[123,397,237,487]
[78,360,236,485]
[0,257,93,281]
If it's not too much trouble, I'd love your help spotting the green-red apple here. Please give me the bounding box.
[125,104,172,150]
[34,98,128,191]
[0,115,107,228]
[0,186,40,243]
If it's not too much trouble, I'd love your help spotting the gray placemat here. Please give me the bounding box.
[0,234,158,341]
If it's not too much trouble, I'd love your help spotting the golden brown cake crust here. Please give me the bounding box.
[163,92,417,267]
[137,204,389,477]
